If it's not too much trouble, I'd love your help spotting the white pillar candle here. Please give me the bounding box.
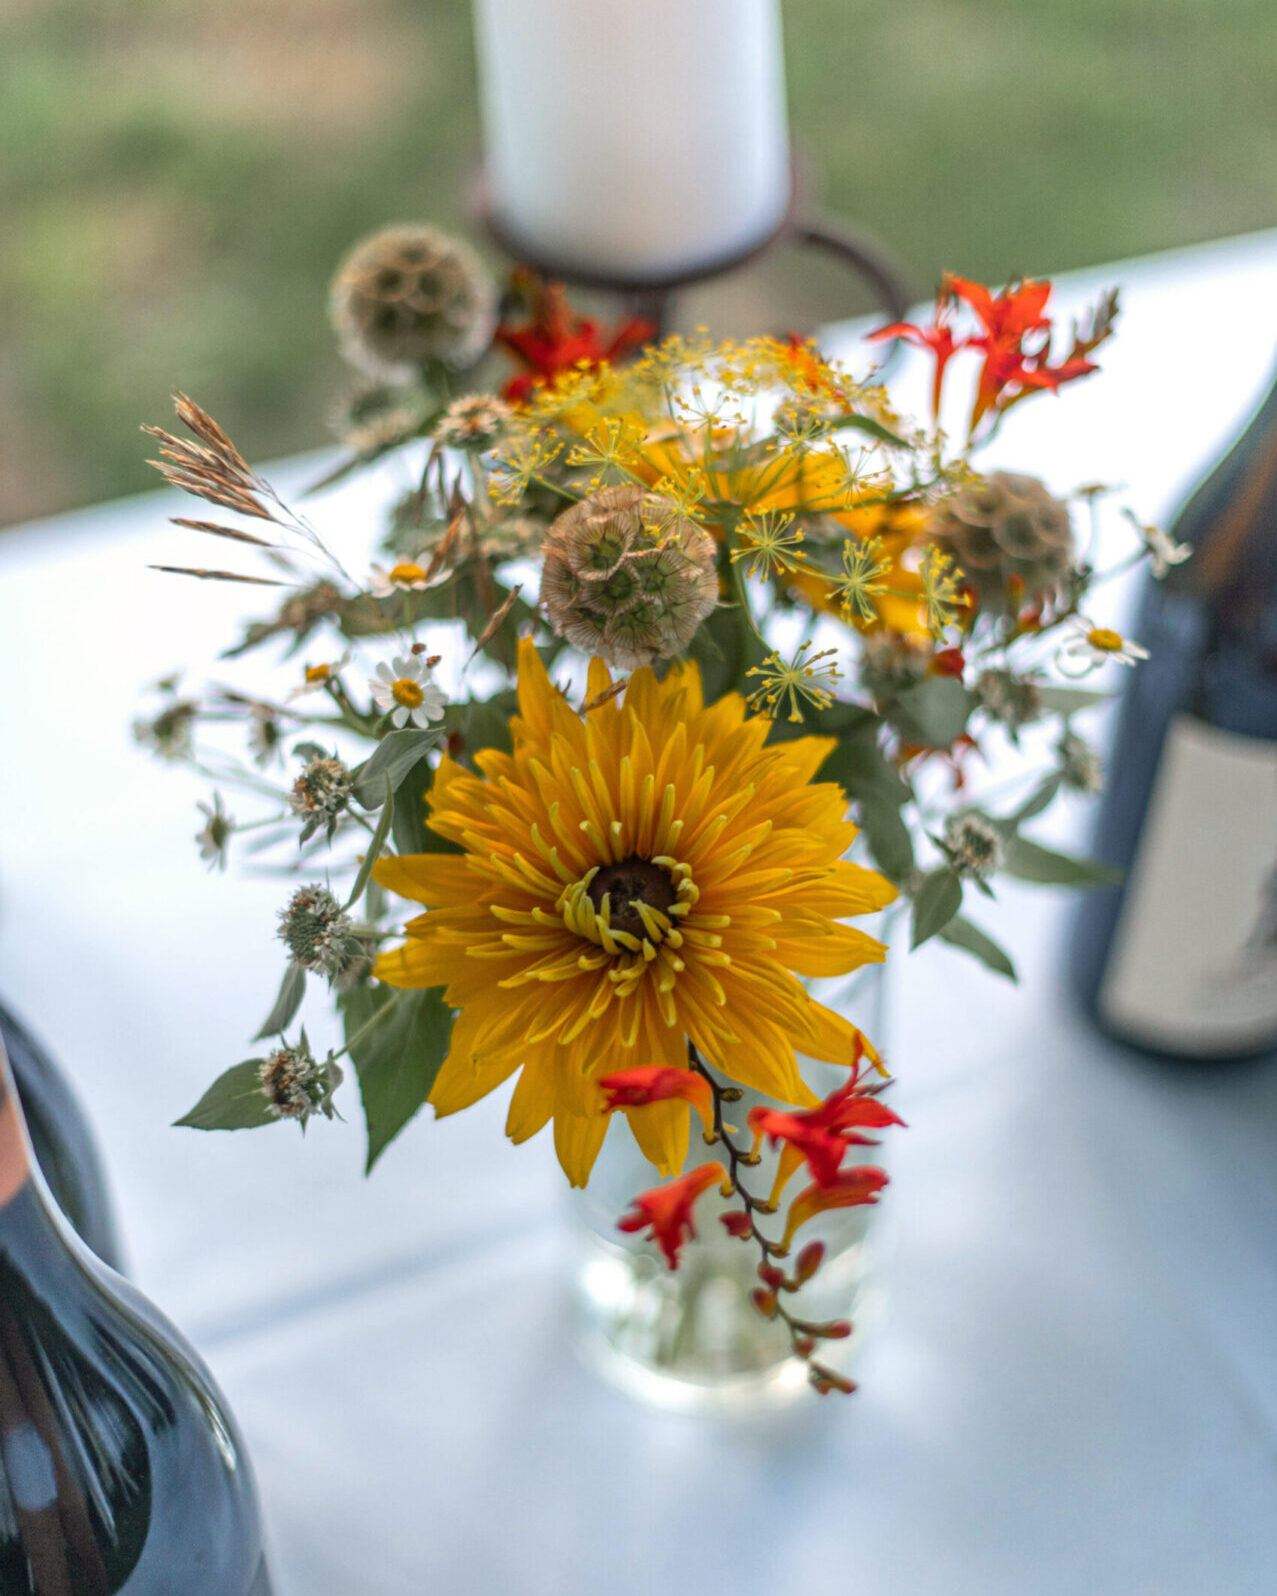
[473,0,791,283]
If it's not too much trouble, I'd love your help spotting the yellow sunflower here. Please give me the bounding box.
[373,639,896,1186]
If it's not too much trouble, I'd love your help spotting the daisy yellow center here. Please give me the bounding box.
[392,677,425,708]
[304,663,331,683]
[390,561,427,586]
[1086,626,1124,652]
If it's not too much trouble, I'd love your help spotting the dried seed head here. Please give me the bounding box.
[539,484,718,668]
[277,885,364,982]
[975,667,1043,731]
[289,754,353,840]
[259,1042,343,1126]
[942,812,1003,878]
[435,394,512,453]
[930,471,1075,612]
[330,225,497,379]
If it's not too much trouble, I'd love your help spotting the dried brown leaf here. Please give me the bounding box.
[148,564,288,586]
[170,517,275,548]
[466,583,522,664]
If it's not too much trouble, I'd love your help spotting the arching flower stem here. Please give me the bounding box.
[687,1040,856,1395]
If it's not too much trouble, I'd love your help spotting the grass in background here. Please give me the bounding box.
[2,0,1274,524]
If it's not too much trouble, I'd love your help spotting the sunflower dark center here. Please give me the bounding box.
[587,856,676,939]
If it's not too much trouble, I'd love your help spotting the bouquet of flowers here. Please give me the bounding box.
[138,223,1182,1396]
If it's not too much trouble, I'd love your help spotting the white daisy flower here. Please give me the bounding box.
[369,655,447,729]
[369,556,437,597]
[1057,616,1150,677]
[195,793,234,871]
[287,651,352,701]
[1123,509,1190,579]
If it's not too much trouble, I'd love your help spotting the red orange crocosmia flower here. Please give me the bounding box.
[599,1066,714,1133]
[779,1166,890,1253]
[497,279,653,404]
[867,316,957,419]
[749,1066,904,1205]
[618,1161,727,1270]
[945,275,1095,425]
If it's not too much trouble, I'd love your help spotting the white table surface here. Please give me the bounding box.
[3,230,1277,1595]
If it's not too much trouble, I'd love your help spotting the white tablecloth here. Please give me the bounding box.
[2,231,1276,1595]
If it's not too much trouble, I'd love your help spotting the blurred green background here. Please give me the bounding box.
[3,0,1274,526]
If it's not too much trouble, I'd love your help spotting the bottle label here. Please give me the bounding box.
[1099,714,1277,1054]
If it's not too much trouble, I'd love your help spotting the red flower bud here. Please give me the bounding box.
[795,1241,826,1281]
[750,1288,778,1319]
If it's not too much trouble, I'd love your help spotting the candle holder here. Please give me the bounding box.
[477,161,913,341]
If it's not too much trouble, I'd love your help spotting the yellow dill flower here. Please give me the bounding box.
[784,501,932,638]
[373,639,894,1187]
[732,510,806,579]
[745,641,842,724]
[832,534,891,623]
[919,545,965,637]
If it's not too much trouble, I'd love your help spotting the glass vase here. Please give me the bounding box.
[568,955,893,1412]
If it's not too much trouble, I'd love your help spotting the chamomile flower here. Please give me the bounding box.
[370,557,437,597]
[1057,617,1149,677]
[370,655,447,729]
[1122,509,1190,579]
[287,651,352,701]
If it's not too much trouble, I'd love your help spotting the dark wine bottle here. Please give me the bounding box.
[0,999,126,1273]
[0,1037,272,1594]
[1072,365,1277,1060]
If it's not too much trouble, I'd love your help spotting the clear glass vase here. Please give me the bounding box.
[568,954,893,1412]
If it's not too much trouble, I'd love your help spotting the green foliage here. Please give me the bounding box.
[340,984,454,1172]
[175,1060,275,1131]
[253,961,306,1041]
[910,867,964,948]
[888,677,977,750]
[938,916,1018,981]
[351,727,436,809]
[344,781,395,908]
[1001,835,1122,887]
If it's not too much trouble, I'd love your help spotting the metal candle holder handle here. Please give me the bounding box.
[478,162,913,339]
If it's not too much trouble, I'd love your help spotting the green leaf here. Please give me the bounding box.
[889,677,977,749]
[175,1060,275,1131]
[818,721,910,806]
[856,793,915,883]
[910,867,964,948]
[1036,685,1110,716]
[389,755,459,856]
[938,916,1018,981]
[352,728,436,809]
[345,782,395,908]
[1009,774,1063,827]
[1002,835,1122,887]
[253,962,306,1041]
[445,692,517,767]
[825,413,912,450]
[340,985,454,1172]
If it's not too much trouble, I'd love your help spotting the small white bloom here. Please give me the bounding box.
[286,651,352,701]
[1122,509,1190,579]
[369,655,447,729]
[195,793,234,871]
[1057,616,1150,677]
[369,556,437,597]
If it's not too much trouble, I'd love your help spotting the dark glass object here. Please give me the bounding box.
[0,1038,272,1594]
[1073,364,1277,1060]
[0,999,126,1273]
